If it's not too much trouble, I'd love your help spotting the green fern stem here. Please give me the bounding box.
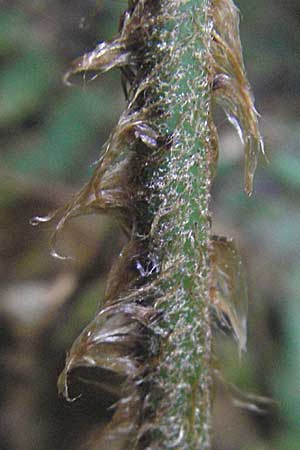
[146,1,213,448]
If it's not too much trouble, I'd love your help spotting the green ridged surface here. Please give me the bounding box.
[145,1,213,448]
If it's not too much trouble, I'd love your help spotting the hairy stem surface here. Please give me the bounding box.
[146,1,212,448]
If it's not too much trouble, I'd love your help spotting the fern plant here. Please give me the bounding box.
[33,0,263,448]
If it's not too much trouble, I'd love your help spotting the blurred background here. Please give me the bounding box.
[0,1,299,449]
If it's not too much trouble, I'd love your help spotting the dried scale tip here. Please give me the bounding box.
[58,301,161,400]
[63,40,132,85]
[211,0,264,195]
[214,369,277,415]
[30,106,157,257]
[209,235,248,355]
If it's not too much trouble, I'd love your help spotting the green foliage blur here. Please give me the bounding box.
[0,1,299,449]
